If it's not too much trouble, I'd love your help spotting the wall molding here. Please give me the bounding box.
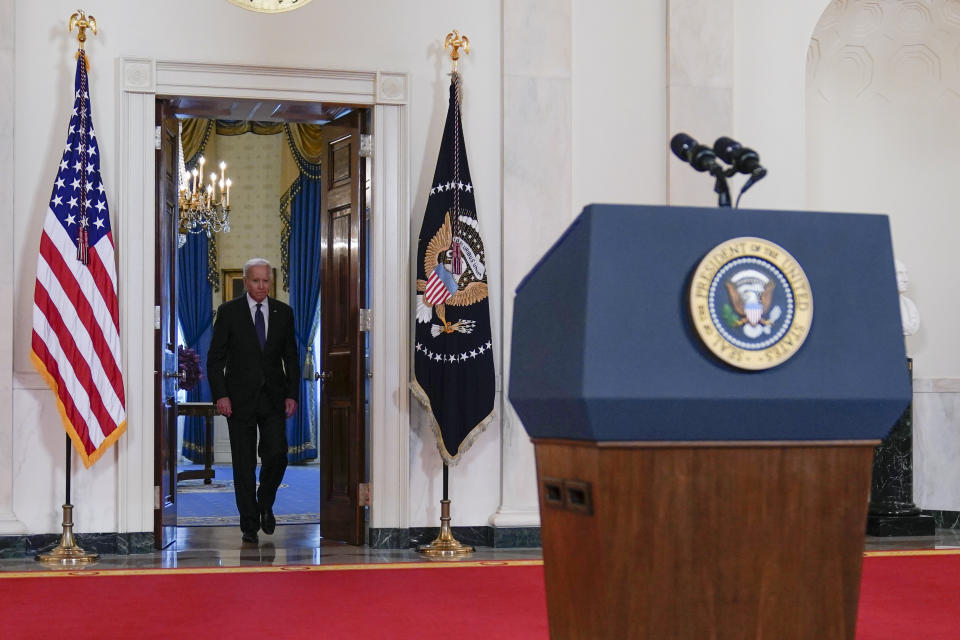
[12,372,45,390]
[912,378,960,393]
[154,61,407,106]
[0,0,24,535]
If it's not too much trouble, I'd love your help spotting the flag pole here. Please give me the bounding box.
[36,436,99,564]
[36,10,102,566]
[418,463,474,557]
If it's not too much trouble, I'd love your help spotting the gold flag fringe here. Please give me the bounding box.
[409,380,495,466]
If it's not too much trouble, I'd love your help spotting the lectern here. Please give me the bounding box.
[510,204,910,640]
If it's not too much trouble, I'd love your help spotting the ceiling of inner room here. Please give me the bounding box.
[168,96,353,124]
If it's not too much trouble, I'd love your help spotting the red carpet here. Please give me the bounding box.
[0,561,548,640]
[1,552,957,639]
[856,551,960,640]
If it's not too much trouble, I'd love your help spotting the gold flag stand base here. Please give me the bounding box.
[418,499,474,558]
[35,504,99,565]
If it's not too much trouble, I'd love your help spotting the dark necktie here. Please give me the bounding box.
[255,303,266,349]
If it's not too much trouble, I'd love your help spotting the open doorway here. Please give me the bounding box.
[154,96,370,549]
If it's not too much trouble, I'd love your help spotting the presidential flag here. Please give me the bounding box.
[412,74,495,464]
[31,50,126,468]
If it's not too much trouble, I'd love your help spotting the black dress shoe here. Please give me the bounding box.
[242,530,259,544]
[260,509,276,535]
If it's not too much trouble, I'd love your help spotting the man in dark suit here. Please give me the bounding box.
[207,258,299,544]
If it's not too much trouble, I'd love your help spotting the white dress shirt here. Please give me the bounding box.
[246,293,269,338]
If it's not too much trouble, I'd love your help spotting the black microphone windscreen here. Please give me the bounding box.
[670,133,696,161]
[713,136,740,164]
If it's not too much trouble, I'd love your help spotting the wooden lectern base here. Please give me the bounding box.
[533,440,876,640]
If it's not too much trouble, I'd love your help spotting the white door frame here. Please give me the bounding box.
[114,58,411,537]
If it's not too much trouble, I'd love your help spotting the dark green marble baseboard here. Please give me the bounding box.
[922,510,960,529]
[866,513,936,537]
[1,527,543,556]
[0,532,154,558]
[369,526,541,549]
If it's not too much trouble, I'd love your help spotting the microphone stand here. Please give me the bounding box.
[710,165,732,208]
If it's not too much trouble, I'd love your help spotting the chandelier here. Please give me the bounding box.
[177,121,231,247]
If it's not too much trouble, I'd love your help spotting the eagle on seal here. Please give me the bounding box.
[725,276,775,327]
[416,211,488,334]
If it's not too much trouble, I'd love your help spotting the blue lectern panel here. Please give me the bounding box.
[510,213,593,433]
[510,204,911,442]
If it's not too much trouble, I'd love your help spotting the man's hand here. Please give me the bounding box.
[285,398,297,418]
[216,397,232,417]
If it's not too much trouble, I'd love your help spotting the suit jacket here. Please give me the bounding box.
[206,295,300,418]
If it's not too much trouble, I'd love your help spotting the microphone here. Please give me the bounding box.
[670,133,721,173]
[670,132,731,207]
[713,136,766,177]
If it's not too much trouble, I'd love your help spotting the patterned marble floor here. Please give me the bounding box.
[0,526,956,573]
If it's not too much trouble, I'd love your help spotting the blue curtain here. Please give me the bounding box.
[286,173,323,462]
[177,232,213,461]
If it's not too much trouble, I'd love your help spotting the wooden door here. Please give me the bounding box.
[319,111,367,544]
[154,101,179,549]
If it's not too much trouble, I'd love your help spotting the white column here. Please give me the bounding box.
[0,0,25,534]
[492,0,575,528]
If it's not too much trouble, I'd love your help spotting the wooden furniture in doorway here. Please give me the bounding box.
[176,401,217,485]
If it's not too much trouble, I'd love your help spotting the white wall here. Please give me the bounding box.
[572,0,667,211]
[665,0,827,210]
[733,1,827,211]
[213,132,287,306]
[8,0,502,534]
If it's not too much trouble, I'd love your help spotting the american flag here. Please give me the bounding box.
[31,51,126,468]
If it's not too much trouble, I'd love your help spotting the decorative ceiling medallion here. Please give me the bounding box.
[690,237,813,370]
[225,0,313,14]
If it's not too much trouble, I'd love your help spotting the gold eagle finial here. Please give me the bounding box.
[69,10,97,49]
[444,30,470,74]
[69,10,97,69]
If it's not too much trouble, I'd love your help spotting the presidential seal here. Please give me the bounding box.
[689,237,813,370]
